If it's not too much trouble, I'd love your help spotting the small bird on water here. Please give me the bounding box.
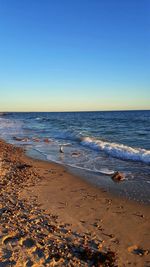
[59,145,64,153]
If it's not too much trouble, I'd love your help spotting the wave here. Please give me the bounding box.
[50,130,82,142]
[1,115,150,165]
[46,154,115,175]
[0,117,23,131]
[32,129,150,164]
[67,164,115,175]
[80,137,150,164]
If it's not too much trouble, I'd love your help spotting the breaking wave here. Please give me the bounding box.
[1,115,150,165]
[80,137,150,164]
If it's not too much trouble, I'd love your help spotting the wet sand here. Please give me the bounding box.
[0,139,150,266]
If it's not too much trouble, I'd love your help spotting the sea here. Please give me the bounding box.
[0,111,150,203]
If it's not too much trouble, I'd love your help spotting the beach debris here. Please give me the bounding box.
[71,151,81,157]
[133,213,144,218]
[32,137,40,142]
[102,232,114,238]
[13,136,29,142]
[16,163,32,170]
[128,245,149,256]
[44,138,51,143]
[111,171,125,182]
[13,136,23,141]
[59,145,64,153]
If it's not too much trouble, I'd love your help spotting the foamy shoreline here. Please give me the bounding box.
[0,111,150,191]
[26,146,150,205]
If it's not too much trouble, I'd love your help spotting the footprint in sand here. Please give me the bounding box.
[25,259,34,267]
[33,247,45,259]
[20,238,36,249]
[2,233,20,245]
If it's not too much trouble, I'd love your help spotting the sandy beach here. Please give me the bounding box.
[1,0,149,265]
[0,139,150,267]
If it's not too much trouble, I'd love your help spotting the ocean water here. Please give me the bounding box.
[0,111,150,203]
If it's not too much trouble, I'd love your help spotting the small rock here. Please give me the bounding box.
[16,163,32,170]
[128,245,149,256]
[32,138,40,142]
[111,171,125,182]
[9,197,17,205]
[71,151,81,157]
[22,238,36,248]
[44,138,50,143]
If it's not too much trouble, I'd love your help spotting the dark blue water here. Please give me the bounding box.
[0,111,150,203]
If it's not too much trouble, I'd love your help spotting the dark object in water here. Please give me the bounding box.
[32,137,40,142]
[0,112,9,116]
[71,151,81,157]
[111,171,125,182]
[44,138,50,143]
[13,136,23,141]
[13,136,29,142]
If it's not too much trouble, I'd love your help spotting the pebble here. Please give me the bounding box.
[111,171,125,182]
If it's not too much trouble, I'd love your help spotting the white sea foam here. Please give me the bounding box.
[81,137,150,164]
[64,163,115,175]
[46,155,115,175]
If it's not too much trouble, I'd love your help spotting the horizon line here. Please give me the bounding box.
[1,109,150,113]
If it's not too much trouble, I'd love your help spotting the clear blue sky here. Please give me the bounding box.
[0,0,149,111]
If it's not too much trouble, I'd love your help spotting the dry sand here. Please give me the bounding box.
[0,139,150,266]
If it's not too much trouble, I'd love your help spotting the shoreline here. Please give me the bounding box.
[0,139,150,266]
[1,111,150,206]
[27,147,150,205]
